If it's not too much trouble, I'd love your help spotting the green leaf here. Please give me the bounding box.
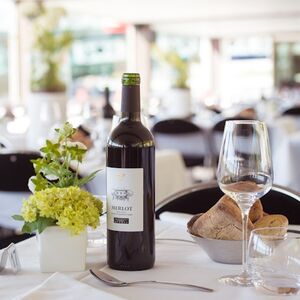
[21,217,57,234]
[31,174,51,191]
[76,170,100,187]
[41,162,61,178]
[36,217,57,234]
[31,158,46,174]
[66,145,86,161]
[12,215,24,221]
[22,221,38,234]
[40,140,61,157]
[26,122,99,190]
[57,122,76,140]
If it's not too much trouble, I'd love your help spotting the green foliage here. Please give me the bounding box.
[163,51,189,89]
[12,122,102,235]
[13,187,102,235]
[22,217,56,234]
[13,214,56,234]
[153,46,189,89]
[25,4,73,92]
[31,122,98,191]
[12,215,24,221]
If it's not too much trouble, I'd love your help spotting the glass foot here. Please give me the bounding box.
[219,272,253,287]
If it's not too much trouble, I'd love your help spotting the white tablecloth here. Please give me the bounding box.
[1,220,299,300]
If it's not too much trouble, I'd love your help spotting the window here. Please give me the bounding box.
[220,37,273,107]
[0,0,13,107]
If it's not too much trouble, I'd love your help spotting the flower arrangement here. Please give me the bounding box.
[21,2,73,92]
[152,45,189,89]
[13,123,102,235]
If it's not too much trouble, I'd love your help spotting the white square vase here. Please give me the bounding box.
[37,226,87,273]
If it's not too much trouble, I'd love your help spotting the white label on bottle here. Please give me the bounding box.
[107,167,143,232]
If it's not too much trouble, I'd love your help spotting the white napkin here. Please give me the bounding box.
[159,211,193,226]
[14,272,125,300]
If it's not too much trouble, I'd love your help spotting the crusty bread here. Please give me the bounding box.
[249,199,264,223]
[191,195,253,240]
[224,196,263,223]
[254,214,288,235]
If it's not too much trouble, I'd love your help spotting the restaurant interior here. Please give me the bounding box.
[0,0,300,299]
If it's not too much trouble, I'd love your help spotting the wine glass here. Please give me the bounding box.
[87,196,107,247]
[248,227,300,295]
[217,120,273,287]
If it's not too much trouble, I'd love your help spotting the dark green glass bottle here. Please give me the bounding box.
[106,73,155,271]
[102,87,115,119]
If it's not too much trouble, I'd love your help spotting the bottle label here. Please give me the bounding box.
[107,167,143,232]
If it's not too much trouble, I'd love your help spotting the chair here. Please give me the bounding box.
[152,119,213,168]
[282,106,300,116]
[212,116,254,133]
[0,151,40,191]
[155,181,300,224]
[211,117,254,163]
[281,107,300,130]
[155,150,192,204]
[0,151,40,248]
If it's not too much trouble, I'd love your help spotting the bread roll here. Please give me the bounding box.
[254,214,288,236]
[218,195,263,223]
[249,200,264,223]
[191,195,253,240]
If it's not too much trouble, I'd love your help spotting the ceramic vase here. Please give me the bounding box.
[38,226,87,273]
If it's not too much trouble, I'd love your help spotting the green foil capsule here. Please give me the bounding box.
[122,73,140,86]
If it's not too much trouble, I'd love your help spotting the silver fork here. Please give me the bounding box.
[90,269,214,292]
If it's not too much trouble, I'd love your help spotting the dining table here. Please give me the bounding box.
[1,218,299,300]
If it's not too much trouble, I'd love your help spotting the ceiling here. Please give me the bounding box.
[13,0,300,38]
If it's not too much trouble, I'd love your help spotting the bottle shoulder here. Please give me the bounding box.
[107,120,154,148]
[102,103,115,118]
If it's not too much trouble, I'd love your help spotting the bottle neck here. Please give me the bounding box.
[105,88,110,105]
[120,112,141,121]
[121,85,141,121]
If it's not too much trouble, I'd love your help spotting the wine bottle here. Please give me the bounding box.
[106,73,155,271]
[103,87,115,119]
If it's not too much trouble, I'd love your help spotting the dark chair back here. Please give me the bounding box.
[152,119,212,167]
[155,181,300,224]
[282,106,300,116]
[152,118,200,134]
[0,151,40,192]
[212,116,254,133]
[211,117,255,161]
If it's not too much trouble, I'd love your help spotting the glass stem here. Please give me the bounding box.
[240,205,251,276]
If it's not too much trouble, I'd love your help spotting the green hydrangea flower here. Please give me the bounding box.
[20,187,102,235]
[12,122,102,236]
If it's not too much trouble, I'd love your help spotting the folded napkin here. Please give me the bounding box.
[159,212,193,226]
[14,272,125,300]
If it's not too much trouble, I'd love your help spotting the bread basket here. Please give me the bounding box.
[187,214,242,264]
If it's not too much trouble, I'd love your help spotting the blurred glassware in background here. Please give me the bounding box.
[96,87,115,151]
[248,227,300,296]
[87,196,107,248]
